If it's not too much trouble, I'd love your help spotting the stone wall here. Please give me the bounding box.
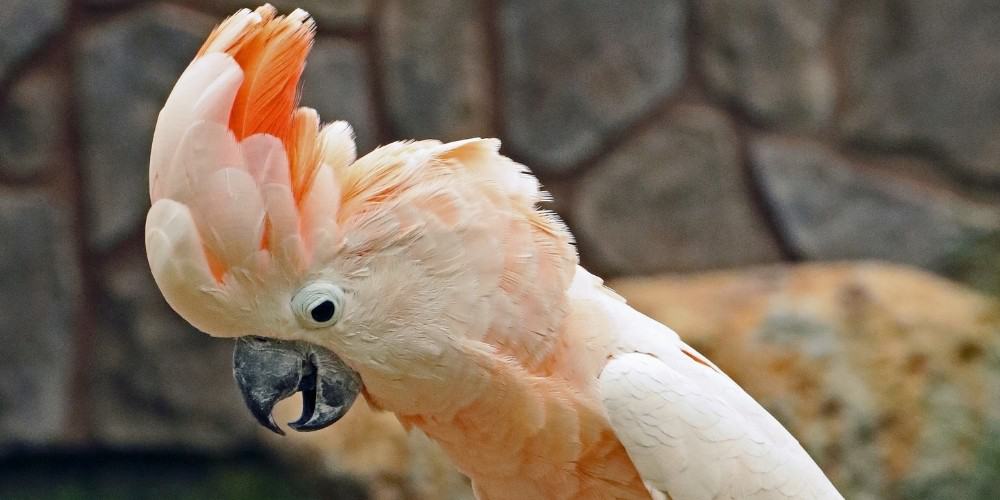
[1,0,999,497]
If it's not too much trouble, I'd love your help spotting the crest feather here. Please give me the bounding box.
[199,4,314,148]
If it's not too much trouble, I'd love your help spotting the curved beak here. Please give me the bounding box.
[233,337,361,435]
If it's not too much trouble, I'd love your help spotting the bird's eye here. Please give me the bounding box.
[292,282,345,328]
[310,300,336,323]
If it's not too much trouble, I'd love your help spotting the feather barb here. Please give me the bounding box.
[197,4,315,148]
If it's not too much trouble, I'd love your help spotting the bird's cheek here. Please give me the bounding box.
[301,324,362,364]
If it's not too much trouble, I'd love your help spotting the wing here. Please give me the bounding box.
[599,349,844,500]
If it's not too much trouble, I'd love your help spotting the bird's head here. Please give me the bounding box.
[145,5,576,433]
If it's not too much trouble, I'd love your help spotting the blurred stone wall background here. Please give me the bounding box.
[1,0,1000,499]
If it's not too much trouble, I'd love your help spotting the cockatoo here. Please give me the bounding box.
[145,5,844,499]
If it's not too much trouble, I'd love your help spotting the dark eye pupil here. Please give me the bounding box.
[310,300,336,323]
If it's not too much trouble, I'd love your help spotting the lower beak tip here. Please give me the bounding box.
[256,413,286,436]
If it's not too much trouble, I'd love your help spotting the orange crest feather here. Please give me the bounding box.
[200,4,314,155]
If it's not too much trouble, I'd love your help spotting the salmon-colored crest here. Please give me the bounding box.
[200,5,311,146]
[145,5,351,337]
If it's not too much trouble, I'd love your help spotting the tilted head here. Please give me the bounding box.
[145,5,577,431]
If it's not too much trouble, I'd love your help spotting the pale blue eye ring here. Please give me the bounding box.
[292,282,344,328]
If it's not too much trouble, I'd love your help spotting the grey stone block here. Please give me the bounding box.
[302,38,378,153]
[502,0,687,173]
[574,105,781,275]
[0,194,77,448]
[380,0,493,142]
[77,5,213,251]
[699,0,838,130]
[0,0,68,81]
[752,136,999,268]
[91,252,257,451]
[840,0,1000,182]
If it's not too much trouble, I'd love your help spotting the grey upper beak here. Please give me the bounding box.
[233,337,361,435]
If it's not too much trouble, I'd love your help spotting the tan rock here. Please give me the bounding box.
[612,262,1000,500]
[265,262,1000,500]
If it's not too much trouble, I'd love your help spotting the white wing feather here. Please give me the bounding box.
[587,273,843,500]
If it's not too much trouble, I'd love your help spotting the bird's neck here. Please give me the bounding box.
[394,347,651,500]
[358,211,582,415]
[363,273,652,499]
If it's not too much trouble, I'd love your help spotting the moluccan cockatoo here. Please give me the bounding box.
[145,5,844,499]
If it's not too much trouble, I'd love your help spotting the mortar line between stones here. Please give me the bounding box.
[732,123,801,262]
[682,0,708,95]
[846,141,1000,195]
[821,0,1000,195]
[482,0,504,139]
[364,0,394,146]
[0,171,54,188]
[826,0,852,132]
[533,84,693,186]
[63,0,99,444]
[686,2,800,262]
